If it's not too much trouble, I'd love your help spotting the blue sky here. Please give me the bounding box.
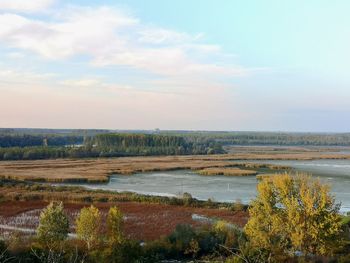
[0,0,349,131]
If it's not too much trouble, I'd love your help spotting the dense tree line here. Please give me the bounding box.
[88,133,224,156]
[92,133,188,148]
[0,134,224,160]
[0,134,84,147]
[0,146,87,160]
[161,131,350,146]
[2,130,350,161]
[2,128,350,148]
[218,133,350,146]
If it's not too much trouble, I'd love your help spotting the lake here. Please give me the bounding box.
[77,159,350,212]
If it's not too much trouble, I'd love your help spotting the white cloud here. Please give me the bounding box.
[138,28,200,44]
[0,7,137,59]
[0,0,55,13]
[0,68,54,84]
[5,51,25,58]
[62,78,104,88]
[0,5,248,79]
[0,4,255,129]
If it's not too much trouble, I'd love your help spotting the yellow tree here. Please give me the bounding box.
[245,173,342,261]
[36,201,69,247]
[106,206,124,246]
[76,205,101,250]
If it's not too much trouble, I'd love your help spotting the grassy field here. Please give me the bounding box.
[0,147,349,182]
[0,200,247,241]
[0,180,248,241]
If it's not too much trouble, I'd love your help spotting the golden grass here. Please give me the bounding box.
[197,167,257,176]
[236,163,291,170]
[256,174,278,180]
[0,150,349,183]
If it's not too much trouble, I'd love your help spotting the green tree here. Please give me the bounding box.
[106,206,124,246]
[245,173,343,261]
[76,205,101,250]
[36,202,69,247]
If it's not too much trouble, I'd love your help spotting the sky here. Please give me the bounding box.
[0,0,349,132]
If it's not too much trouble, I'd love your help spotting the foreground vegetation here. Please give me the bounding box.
[1,174,350,262]
[0,178,240,209]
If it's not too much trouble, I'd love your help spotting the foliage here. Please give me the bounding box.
[184,238,200,258]
[161,130,350,146]
[245,173,343,261]
[168,224,196,251]
[7,231,25,253]
[28,242,91,263]
[341,215,350,226]
[232,199,245,212]
[93,239,142,263]
[76,205,101,250]
[165,223,239,259]
[0,133,83,148]
[2,129,350,162]
[88,133,225,156]
[106,206,124,246]
[36,202,69,247]
[0,132,225,160]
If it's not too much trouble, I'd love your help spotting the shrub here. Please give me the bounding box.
[168,224,196,255]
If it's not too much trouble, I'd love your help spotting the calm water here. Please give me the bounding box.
[78,159,350,212]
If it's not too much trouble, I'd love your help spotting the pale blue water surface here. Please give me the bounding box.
[76,159,350,212]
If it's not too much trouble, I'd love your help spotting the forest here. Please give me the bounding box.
[160,131,350,146]
[1,128,350,161]
[0,133,224,160]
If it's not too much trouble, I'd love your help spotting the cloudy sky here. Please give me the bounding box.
[0,0,349,131]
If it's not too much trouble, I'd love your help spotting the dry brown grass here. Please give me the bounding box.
[197,167,257,176]
[236,163,291,170]
[256,174,279,180]
[0,150,349,182]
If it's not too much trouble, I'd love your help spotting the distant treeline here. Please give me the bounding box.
[2,128,350,146]
[0,133,224,160]
[0,146,84,160]
[0,134,83,148]
[90,133,224,156]
[1,129,350,161]
[219,133,350,146]
[160,131,350,146]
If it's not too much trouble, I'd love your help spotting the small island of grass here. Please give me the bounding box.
[196,167,258,176]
